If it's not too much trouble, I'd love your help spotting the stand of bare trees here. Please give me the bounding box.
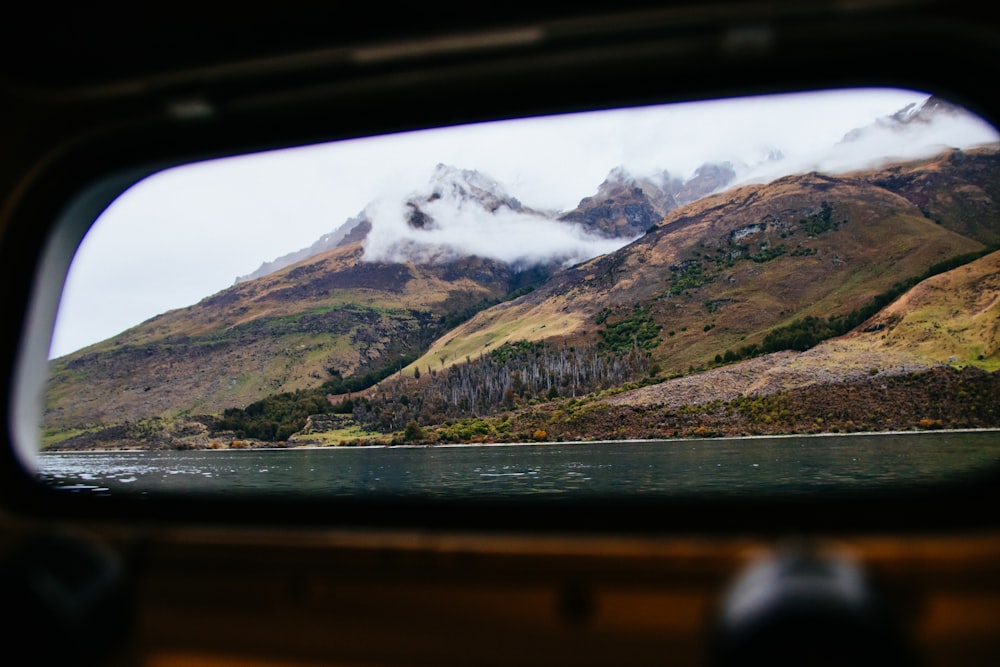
[349,340,653,433]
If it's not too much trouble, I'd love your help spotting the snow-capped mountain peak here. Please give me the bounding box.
[423,163,524,214]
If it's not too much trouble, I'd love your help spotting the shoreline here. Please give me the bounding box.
[38,427,1000,454]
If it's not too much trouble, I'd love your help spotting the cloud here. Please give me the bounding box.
[360,176,630,268]
[729,94,1000,185]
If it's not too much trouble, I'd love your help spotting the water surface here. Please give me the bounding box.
[36,430,1000,499]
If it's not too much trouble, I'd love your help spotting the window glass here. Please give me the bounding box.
[38,88,1000,498]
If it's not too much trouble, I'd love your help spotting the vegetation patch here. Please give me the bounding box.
[798,201,841,235]
[668,261,710,295]
[597,306,663,354]
[748,244,787,263]
[290,423,389,446]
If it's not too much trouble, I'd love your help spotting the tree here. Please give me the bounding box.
[403,420,425,442]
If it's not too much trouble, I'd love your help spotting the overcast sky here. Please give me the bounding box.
[49,87,999,358]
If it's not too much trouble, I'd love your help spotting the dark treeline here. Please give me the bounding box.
[322,353,419,395]
[341,340,654,435]
[215,390,333,442]
[214,339,654,441]
[215,353,418,441]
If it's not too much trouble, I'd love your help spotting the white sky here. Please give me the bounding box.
[49,87,999,358]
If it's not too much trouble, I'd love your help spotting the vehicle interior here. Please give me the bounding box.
[2,2,999,666]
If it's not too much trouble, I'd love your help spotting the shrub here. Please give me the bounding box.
[403,420,425,441]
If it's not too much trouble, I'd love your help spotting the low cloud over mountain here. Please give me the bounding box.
[733,94,999,185]
[239,96,997,286]
[360,164,630,268]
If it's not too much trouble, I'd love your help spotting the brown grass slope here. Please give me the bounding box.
[44,238,542,428]
[415,148,996,379]
[837,248,1000,370]
[606,248,1000,412]
[858,145,1000,245]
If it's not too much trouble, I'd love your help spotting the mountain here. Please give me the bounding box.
[840,95,980,144]
[411,146,997,379]
[44,238,551,428]
[524,246,999,441]
[858,146,1000,245]
[231,159,744,286]
[231,93,991,284]
[42,143,1000,450]
[46,164,596,428]
[252,199,999,445]
[558,162,739,238]
[604,247,1000,409]
[421,163,530,215]
[234,163,559,284]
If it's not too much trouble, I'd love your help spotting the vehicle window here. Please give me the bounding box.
[35,87,1000,498]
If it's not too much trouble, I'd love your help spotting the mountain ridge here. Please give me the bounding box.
[43,144,1000,449]
[410,147,995,379]
[42,89,1000,448]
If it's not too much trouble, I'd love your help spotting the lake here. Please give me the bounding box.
[34,430,1000,499]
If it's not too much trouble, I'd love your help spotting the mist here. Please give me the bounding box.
[727,96,1000,186]
[356,92,999,272]
[360,171,631,268]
